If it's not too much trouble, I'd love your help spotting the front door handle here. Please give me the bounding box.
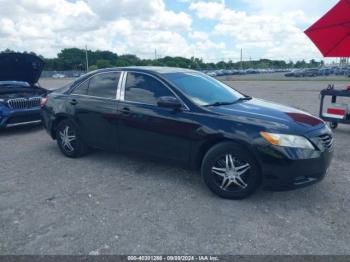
[70,99,78,105]
[120,107,131,115]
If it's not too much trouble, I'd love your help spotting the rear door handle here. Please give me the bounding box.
[120,107,131,115]
[70,99,78,105]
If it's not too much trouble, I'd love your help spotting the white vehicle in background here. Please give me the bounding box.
[207,71,217,77]
[52,73,65,79]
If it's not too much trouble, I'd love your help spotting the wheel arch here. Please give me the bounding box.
[193,137,262,174]
[51,114,76,139]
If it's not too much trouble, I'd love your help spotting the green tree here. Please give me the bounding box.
[57,48,86,70]
[96,59,113,69]
[88,65,98,71]
[2,47,324,71]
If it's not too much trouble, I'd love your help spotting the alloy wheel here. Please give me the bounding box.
[211,154,251,192]
[59,125,76,153]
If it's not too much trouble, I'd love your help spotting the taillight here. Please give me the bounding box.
[41,97,48,107]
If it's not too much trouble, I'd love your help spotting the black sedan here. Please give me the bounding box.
[41,67,333,199]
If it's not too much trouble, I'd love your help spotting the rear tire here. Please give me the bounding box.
[56,119,88,158]
[201,142,261,200]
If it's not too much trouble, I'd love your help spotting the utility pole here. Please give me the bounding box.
[85,45,89,73]
[240,48,243,70]
[154,49,157,60]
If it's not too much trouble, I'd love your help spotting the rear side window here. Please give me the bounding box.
[72,80,89,95]
[88,72,121,99]
[124,73,174,105]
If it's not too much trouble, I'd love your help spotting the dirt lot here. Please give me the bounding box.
[1,77,350,255]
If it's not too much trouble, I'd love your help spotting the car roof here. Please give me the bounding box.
[74,67,202,87]
[90,66,199,75]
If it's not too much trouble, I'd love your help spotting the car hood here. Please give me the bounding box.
[208,98,325,134]
[0,53,44,85]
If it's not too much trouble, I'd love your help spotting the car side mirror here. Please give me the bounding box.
[157,96,183,110]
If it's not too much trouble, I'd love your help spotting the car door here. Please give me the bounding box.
[68,71,121,151]
[116,71,199,164]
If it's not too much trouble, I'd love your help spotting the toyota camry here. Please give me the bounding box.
[41,67,333,199]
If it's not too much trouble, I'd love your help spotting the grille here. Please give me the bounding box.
[7,97,41,109]
[319,134,334,150]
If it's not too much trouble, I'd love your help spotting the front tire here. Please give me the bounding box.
[201,142,261,200]
[56,119,87,158]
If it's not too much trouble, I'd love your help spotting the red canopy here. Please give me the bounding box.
[305,0,350,57]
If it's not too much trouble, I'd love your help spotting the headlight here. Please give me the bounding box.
[260,132,315,150]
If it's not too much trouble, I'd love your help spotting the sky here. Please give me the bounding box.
[0,0,340,62]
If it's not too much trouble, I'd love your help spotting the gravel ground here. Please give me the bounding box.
[0,77,350,255]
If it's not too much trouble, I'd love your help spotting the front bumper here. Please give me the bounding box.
[259,148,333,191]
[0,107,42,128]
[254,126,334,191]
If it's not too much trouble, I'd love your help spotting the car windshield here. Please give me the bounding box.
[163,72,244,106]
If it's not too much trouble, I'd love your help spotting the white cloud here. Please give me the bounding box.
[143,10,192,32]
[190,1,327,60]
[0,0,337,61]
[189,1,225,19]
[192,40,226,60]
[121,31,192,58]
[188,31,209,41]
[242,0,337,20]
[0,0,193,58]
[86,0,164,20]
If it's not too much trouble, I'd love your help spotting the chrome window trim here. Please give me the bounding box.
[70,93,119,102]
[71,71,122,100]
[120,71,190,111]
[116,71,126,100]
[120,71,127,101]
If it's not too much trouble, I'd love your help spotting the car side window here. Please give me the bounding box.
[88,72,121,99]
[124,73,174,105]
[72,79,89,95]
